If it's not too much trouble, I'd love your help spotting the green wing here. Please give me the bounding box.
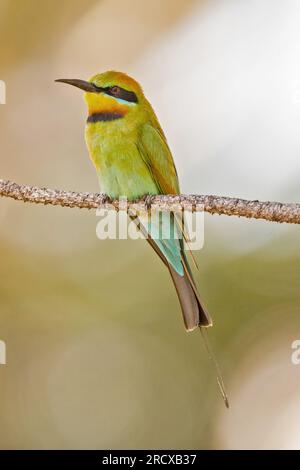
[138,123,180,195]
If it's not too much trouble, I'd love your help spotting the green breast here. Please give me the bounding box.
[85,120,158,200]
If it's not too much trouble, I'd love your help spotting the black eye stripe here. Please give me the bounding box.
[104,86,138,104]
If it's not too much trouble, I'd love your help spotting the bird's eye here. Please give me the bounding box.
[110,86,120,95]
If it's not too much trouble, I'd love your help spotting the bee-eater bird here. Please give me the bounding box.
[56,71,211,331]
[56,71,228,406]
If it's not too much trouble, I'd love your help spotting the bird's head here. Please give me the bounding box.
[56,71,144,121]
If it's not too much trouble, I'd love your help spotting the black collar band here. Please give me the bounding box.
[87,112,124,123]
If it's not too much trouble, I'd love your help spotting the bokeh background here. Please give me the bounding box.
[0,0,300,450]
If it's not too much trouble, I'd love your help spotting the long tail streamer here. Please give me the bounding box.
[199,327,229,408]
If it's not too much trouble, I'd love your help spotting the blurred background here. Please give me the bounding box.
[0,0,300,450]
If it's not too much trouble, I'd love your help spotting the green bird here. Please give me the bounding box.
[56,71,228,407]
[56,70,211,332]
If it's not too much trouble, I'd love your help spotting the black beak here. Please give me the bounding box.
[55,79,102,93]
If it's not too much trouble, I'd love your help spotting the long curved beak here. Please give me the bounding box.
[55,79,101,93]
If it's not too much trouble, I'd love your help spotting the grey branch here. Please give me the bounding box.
[0,178,299,224]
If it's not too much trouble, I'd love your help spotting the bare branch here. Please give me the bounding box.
[0,178,299,224]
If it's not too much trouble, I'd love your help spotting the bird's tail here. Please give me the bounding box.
[168,264,212,330]
[199,327,229,408]
[137,215,229,407]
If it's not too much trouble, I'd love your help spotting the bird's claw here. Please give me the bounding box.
[144,194,153,211]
